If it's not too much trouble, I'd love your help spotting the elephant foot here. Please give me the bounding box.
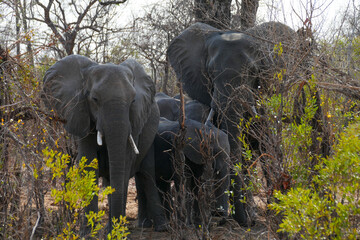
[212,209,228,217]
[153,215,168,232]
[138,218,153,228]
[80,219,92,238]
[245,206,257,227]
[233,207,257,227]
[217,217,227,226]
[103,222,112,236]
[193,218,203,229]
[154,223,168,232]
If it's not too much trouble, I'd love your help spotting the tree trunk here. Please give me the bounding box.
[15,0,21,56]
[150,61,157,87]
[20,0,34,66]
[194,0,232,29]
[162,59,169,95]
[0,46,14,236]
[240,0,259,30]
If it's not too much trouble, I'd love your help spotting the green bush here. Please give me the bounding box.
[43,148,129,239]
[270,120,360,239]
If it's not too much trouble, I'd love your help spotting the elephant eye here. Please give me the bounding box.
[92,96,99,103]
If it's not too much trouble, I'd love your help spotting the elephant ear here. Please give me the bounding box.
[42,55,97,137]
[122,59,156,137]
[167,22,220,106]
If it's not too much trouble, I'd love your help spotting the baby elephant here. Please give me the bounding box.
[154,117,230,226]
[155,92,210,123]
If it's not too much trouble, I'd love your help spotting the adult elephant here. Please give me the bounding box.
[42,55,166,232]
[154,118,230,225]
[167,22,297,226]
[155,92,210,122]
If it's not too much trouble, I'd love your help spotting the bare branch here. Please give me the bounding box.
[98,0,127,6]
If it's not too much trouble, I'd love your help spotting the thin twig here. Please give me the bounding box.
[247,153,276,176]
[30,211,41,240]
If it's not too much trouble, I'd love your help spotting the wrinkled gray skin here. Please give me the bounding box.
[42,55,166,233]
[153,117,230,225]
[167,22,297,226]
[155,92,210,122]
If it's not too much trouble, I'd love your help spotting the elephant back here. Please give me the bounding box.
[42,55,97,137]
[245,21,296,44]
[183,119,230,165]
[157,118,228,166]
[155,92,172,102]
[184,100,210,123]
[157,97,180,121]
[245,22,298,70]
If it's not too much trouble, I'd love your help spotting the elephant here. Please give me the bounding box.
[173,93,192,102]
[167,21,298,226]
[153,117,230,226]
[155,92,172,101]
[155,92,180,121]
[155,92,210,122]
[42,55,167,233]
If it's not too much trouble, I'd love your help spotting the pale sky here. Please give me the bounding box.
[260,0,353,36]
[117,0,353,37]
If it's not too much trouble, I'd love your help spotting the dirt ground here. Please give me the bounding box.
[36,177,270,239]
[116,178,270,240]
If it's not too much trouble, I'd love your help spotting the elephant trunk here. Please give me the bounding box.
[102,103,134,224]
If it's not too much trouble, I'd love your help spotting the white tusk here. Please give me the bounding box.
[206,108,215,124]
[251,106,258,115]
[97,131,103,146]
[129,134,139,155]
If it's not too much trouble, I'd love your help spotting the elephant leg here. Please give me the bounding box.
[137,145,167,232]
[213,156,230,217]
[185,160,204,227]
[231,173,248,225]
[172,174,187,224]
[191,177,202,227]
[156,179,171,220]
[135,174,152,228]
[214,178,229,217]
[105,194,112,233]
[76,133,99,236]
[224,121,256,227]
[231,157,256,227]
[183,163,195,226]
[185,176,194,226]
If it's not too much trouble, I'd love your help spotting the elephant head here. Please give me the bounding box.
[155,92,210,122]
[167,22,297,226]
[167,21,296,129]
[42,55,160,229]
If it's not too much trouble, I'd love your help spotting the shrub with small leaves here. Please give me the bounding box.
[270,120,360,239]
[107,216,130,240]
[43,148,129,239]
